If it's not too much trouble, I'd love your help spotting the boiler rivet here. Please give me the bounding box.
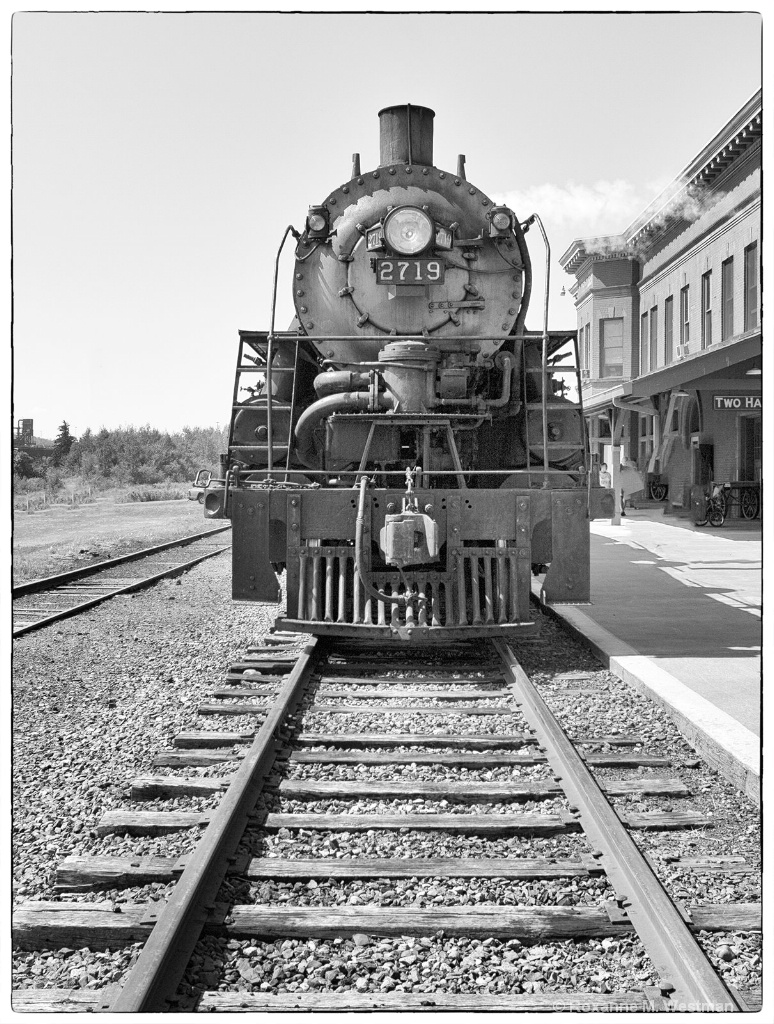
[342,186,349,193]
[405,166,412,173]
[372,171,379,178]
[422,167,429,175]
[291,499,298,506]
[328,197,336,205]
[306,322,314,329]
[296,290,304,297]
[508,308,516,315]
[512,292,520,298]
[454,178,461,185]
[299,306,307,313]
[357,177,364,185]
[501,324,508,330]
[439,171,446,178]
[469,187,476,194]
[389,167,396,175]
[482,198,489,205]
[296,273,303,280]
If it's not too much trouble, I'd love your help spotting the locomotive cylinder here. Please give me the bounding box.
[378,104,435,167]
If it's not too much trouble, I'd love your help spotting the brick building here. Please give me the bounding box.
[559,91,761,521]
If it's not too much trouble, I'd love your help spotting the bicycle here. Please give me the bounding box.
[694,483,729,527]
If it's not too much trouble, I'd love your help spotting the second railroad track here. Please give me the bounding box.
[12,525,231,638]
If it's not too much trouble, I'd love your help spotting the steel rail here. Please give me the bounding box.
[107,638,323,1012]
[494,640,743,1012]
[12,544,230,638]
[13,525,231,598]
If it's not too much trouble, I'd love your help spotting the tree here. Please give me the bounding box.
[14,450,36,479]
[52,421,75,466]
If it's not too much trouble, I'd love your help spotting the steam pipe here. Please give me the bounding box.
[313,370,371,398]
[486,351,516,408]
[294,391,395,461]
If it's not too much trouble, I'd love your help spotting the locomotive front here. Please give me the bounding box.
[205,104,612,641]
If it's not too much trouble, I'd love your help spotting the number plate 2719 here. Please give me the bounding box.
[375,259,445,285]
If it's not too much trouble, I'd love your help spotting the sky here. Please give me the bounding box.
[10,6,763,441]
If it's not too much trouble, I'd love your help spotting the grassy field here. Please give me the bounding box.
[12,498,218,585]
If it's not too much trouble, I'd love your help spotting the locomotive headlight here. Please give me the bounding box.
[306,206,330,238]
[488,206,514,237]
[383,206,434,255]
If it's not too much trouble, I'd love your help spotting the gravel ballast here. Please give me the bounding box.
[12,555,761,1003]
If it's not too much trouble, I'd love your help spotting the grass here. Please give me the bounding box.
[12,497,212,585]
[12,480,189,512]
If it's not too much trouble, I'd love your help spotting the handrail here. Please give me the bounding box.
[267,226,301,476]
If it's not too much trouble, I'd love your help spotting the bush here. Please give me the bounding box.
[44,465,65,492]
[123,485,187,502]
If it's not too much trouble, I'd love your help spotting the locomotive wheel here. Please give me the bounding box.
[741,488,759,519]
[649,482,667,502]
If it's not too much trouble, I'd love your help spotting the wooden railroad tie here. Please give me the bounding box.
[128,775,691,801]
[11,991,674,1013]
[56,851,752,893]
[13,900,761,951]
[94,808,713,837]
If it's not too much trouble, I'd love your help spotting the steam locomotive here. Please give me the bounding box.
[202,104,612,641]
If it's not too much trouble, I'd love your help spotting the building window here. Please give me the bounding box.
[664,296,674,362]
[744,242,759,330]
[582,322,591,373]
[600,317,624,378]
[639,413,654,467]
[701,271,712,349]
[721,258,734,340]
[739,414,762,482]
[649,305,658,371]
[640,312,649,374]
[680,286,690,348]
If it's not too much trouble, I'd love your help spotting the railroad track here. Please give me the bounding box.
[13,635,760,1012]
[12,526,231,638]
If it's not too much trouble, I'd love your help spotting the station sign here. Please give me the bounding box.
[713,395,762,411]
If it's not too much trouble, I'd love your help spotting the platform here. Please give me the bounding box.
[531,505,761,804]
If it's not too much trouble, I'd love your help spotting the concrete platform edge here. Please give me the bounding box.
[529,583,760,806]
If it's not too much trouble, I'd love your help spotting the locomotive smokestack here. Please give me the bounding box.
[378,104,435,167]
